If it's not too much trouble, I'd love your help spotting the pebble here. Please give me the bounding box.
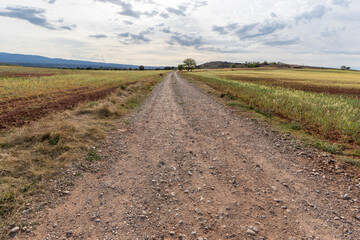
[21,208,31,215]
[250,226,259,233]
[9,226,20,234]
[342,194,351,200]
[246,229,257,236]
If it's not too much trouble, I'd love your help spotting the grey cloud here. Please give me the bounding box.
[166,6,187,16]
[134,0,155,3]
[151,23,172,33]
[295,5,328,24]
[60,24,77,30]
[118,26,164,44]
[117,23,171,45]
[0,7,74,30]
[322,50,360,55]
[96,0,158,18]
[123,20,134,25]
[48,0,56,4]
[117,1,142,18]
[235,21,286,40]
[196,46,248,53]
[320,26,345,37]
[252,22,286,38]
[170,33,202,47]
[143,10,158,17]
[89,34,108,39]
[118,32,150,44]
[235,23,259,36]
[194,1,208,9]
[332,0,350,8]
[263,38,299,46]
[212,20,286,40]
[160,12,169,18]
[212,23,238,35]
[161,27,171,33]
[212,25,227,35]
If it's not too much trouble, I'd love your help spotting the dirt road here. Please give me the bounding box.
[17,72,360,239]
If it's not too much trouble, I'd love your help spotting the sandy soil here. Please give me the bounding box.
[15,72,360,239]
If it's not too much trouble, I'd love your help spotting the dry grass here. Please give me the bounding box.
[0,74,164,234]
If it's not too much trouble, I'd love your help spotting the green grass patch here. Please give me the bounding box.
[48,134,60,145]
[313,141,343,154]
[340,156,360,167]
[86,148,101,162]
[288,122,303,130]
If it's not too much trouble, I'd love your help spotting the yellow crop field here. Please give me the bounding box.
[184,68,360,144]
[192,68,360,96]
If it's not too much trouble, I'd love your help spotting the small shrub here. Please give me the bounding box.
[289,122,302,130]
[97,106,112,118]
[313,142,342,154]
[341,157,360,167]
[220,92,236,100]
[256,108,274,117]
[354,150,360,156]
[86,148,100,162]
[0,191,16,204]
[88,102,98,108]
[49,134,60,145]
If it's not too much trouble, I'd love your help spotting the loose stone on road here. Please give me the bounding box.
[18,72,360,239]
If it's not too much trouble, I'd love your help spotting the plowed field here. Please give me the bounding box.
[0,66,168,128]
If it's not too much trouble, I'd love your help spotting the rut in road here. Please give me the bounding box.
[20,72,360,239]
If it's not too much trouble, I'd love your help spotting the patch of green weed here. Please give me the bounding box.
[86,148,100,162]
[313,141,342,154]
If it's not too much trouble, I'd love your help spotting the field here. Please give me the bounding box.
[0,66,167,227]
[183,68,360,147]
[0,66,167,128]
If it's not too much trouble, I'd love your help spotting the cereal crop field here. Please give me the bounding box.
[0,66,168,128]
[184,68,360,145]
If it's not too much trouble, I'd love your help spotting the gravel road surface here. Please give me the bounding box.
[16,72,360,240]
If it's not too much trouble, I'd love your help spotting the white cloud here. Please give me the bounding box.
[0,0,358,68]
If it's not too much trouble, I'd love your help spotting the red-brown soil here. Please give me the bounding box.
[0,82,139,128]
[0,72,56,78]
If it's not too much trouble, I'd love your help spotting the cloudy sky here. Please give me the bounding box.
[0,0,359,68]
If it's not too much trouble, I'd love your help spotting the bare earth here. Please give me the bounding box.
[16,72,360,239]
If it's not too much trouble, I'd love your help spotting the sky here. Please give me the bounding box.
[0,0,359,68]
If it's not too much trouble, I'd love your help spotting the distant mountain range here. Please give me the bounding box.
[0,52,162,69]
